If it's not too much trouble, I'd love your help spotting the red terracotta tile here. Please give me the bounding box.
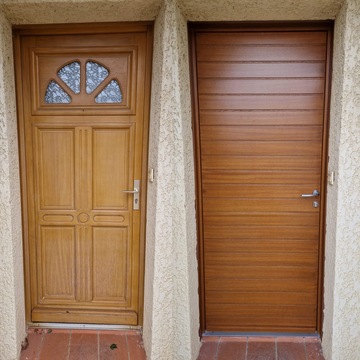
[70,331,98,345]
[68,331,98,360]
[247,337,276,360]
[39,332,70,360]
[305,340,325,360]
[217,338,246,360]
[99,333,128,360]
[277,338,306,360]
[202,336,221,343]
[198,338,219,360]
[20,332,43,360]
[127,334,147,360]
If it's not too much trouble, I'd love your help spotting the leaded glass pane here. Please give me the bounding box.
[57,61,80,94]
[86,61,109,94]
[95,80,122,103]
[45,81,71,104]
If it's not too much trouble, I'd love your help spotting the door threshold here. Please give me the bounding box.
[203,331,320,338]
[27,322,142,331]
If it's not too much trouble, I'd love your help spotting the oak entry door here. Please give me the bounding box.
[190,23,332,333]
[15,23,153,325]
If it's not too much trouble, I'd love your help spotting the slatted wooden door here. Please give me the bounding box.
[190,23,332,333]
[15,23,152,325]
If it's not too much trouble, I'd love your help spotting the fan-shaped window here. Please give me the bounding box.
[57,61,80,94]
[95,80,123,104]
[45,80,71,104]
[44,60,122,104]
[86,61,109,94]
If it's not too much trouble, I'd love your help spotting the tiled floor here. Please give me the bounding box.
[20,329,325,360]
[198,336,325,360]
[20,329,146,360]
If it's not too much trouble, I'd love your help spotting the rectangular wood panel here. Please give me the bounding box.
[93,128,130,210]
[93,227,128,301]
[36,128,75,209]
[40,226,76,300]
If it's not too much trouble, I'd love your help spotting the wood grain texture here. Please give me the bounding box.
[15,23,152,325]
[192,26,331,333]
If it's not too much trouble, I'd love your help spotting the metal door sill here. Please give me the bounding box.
[27,322,142,331]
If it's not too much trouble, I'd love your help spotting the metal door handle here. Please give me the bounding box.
[123,180,140,210]
[123,188,139,194]
[301,189,320,198]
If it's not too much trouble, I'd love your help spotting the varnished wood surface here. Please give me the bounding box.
[191,25,332,333]
[14,23,153,325]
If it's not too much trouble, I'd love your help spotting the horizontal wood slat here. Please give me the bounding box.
[198,79,325,95]
[202,170,320,184]
[201,141,321,156]
[205,278,317,292]
[202,156,321,170]
[205,291,317,306]
[206,304,316,318]
[197,45,327,62]
[205,266,317,280]
[203,198,318,212]
[200,111,324,126]
[199,94,324,110]
[204,214,319,227]
[201,125,322,141]
[197,62,325,78]
[204,239,318,253]
[196,32,327,45]
[202,184,320,198]
[204,226,319,240]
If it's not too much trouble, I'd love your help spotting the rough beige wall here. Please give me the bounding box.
[143,0,200,359]
[0,9,26,360]
[180,0,343,21]
[323,0,360,358]
[3,0,162,23]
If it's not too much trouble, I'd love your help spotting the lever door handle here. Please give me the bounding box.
[122,180,140,210]
[123,188,139,194]
[301,189,320,198]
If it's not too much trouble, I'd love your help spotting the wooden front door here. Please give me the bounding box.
[15,23,153,325]
[190,23,332,333]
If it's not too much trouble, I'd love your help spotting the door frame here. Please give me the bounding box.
[13,22,153,327]
[188,21,333,336]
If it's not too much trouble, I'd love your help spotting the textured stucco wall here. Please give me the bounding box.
[143,0,200,359]
[180,0,343,21]
[323,0,360,358]
[2,0,162,24]
[0,9,26,360]
[2,0,360,360]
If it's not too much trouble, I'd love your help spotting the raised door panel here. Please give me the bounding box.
[92,227,129,302]
[92,128,131,210]
[35,128,75,210]
[39,226,76,302]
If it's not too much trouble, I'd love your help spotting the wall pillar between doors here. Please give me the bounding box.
[143,0,201,359]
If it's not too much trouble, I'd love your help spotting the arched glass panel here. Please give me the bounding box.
[45,81,71,104]
[86,61,109,94]
[95,80,122,103]
[57,61,80,94]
